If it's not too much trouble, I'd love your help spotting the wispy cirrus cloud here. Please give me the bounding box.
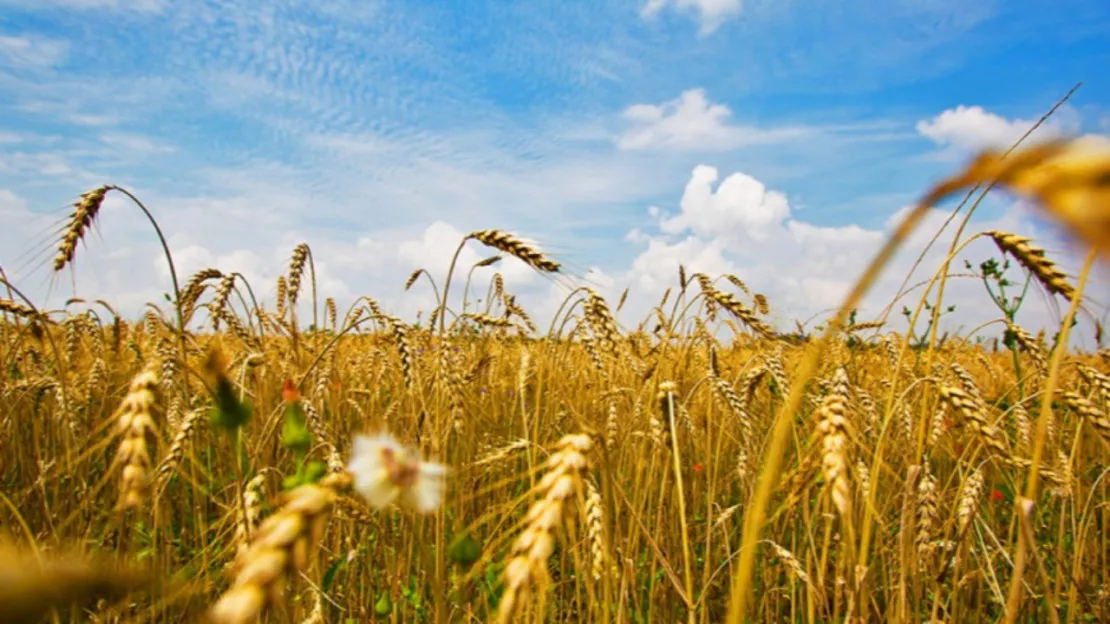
[0,34,68,68]
[0,0,165,12]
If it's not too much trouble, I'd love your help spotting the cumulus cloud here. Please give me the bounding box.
[916,104,1079,153]
[602,164,1108,345]
[640,0,742,36]
[655,164,790,240]
[397,221,540,287]
[630,235,736,292]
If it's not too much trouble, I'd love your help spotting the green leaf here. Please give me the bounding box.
[210,379,251,430]
[448,531,482,567]
[375,592,393,617]
[281,401,312,452]
[303,461,327,484]
[321,557,347,593]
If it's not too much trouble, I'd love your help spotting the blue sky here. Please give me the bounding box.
[1,0,1108,342]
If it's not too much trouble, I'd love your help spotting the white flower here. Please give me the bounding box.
[347,432,447,513]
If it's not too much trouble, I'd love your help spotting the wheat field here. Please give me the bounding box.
[0,138,1108,623]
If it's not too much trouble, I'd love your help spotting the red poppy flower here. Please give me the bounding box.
[991,489,1005,501]
[282,378,300,403]
[693,463,704,473]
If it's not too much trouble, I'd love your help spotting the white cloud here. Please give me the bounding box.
[916,104,1078,152]
[583,267,616,291]
[618,89,808,151]
[640,0,742,36]
[0,34,68,68]
[603,164,1108,345]
[397,221,539,288]
[0,188,27,214]
[98,132,174,154]
[0,150,89,178]
[67,114,119,127]
[656,164,790,240]
[630,235,736,293]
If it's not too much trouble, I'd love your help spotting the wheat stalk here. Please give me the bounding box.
[495,434,592,623]
[584,479,607,582]
[469,230,561,273]
[208,472,350,623]
[54,186,110,272]
[816,368,853,520]
[287,243,310,305]
[936,138,1109,256]
[112,361,161,511]
[0,298,40,319]
[1061,391,1110,445]
[956,468,984,535]
[985,231,1076,301]
[0,543,153,622]
[156,408,202,483]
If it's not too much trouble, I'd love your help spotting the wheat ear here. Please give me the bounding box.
[208,472,350,624]
[54,186,110,272]
[113,361,161,511]
[469,229,561,273]
[495,434,592,623]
